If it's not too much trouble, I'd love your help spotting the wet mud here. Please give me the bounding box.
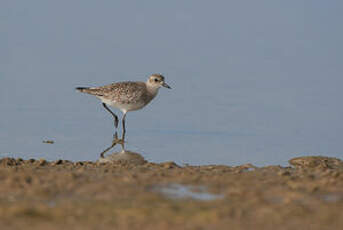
[0,155,342,230]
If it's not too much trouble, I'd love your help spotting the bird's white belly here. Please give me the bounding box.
[100,98,146,113]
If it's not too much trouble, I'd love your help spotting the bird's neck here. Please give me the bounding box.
[146,83,160,97]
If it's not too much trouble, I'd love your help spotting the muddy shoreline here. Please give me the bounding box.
[0,155,342,230]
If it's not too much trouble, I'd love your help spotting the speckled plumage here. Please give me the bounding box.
[82,81,153,106]
[76,74,171,140]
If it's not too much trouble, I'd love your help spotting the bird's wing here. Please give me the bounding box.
[99,81,147,104]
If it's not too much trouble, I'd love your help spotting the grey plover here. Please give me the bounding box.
[76,74,171,140]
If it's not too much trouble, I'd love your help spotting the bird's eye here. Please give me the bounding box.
[154,78,159,82]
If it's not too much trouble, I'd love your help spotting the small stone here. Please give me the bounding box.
[42,140,54,144]
[38,159,47,166]
[74,162,84,166]
[278,170,291,176]
[0,158,17,166]
[289,156,343,169]
[63,160,72,165]
[160,161,180,169]
[28,159,35,163]
[53,159,63,165]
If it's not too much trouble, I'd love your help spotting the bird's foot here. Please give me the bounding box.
[116,138,125,145]
[111,134,125,145]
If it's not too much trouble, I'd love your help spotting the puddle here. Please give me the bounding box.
[321,194,342,203]
[154,183,224,201]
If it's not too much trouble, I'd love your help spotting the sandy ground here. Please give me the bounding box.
[0,154,342,230]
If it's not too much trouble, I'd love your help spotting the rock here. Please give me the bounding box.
[160,161,180,169]
[73,162,84,166]
[52,159,63,165]
[98,150,147,165]
[0,158,17,166]
[38,159,47,166]
[289,156,343,169]
[28,159,36,163]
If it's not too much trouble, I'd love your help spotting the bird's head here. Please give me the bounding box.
[147,74,171,89]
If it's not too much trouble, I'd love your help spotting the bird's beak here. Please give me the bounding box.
[162,82,171,89]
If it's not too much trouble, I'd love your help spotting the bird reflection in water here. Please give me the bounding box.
[98,131,146,164]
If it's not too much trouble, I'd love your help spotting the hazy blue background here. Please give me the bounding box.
[1,0,342,166]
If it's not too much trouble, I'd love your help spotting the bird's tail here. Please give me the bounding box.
[76,87,90,93]
[76,87,103,96]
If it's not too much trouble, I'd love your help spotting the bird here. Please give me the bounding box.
[76,74,171,141]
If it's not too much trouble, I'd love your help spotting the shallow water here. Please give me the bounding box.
[1,1,343,166]
[154,184,224,201]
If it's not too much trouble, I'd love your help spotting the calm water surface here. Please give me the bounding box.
[1,74,342,166]
[1,1,342,166]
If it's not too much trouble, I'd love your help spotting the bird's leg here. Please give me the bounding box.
[102,103,119,135]
[119,139,125,152]
[121,112,127,141]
